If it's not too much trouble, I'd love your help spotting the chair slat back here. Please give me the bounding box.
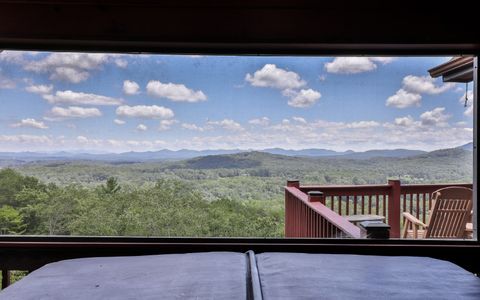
[425,187,473,238]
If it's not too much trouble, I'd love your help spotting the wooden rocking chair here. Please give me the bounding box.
[402,187,473,239]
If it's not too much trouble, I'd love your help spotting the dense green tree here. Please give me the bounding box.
[0,205,26,234]
[101,177,121,194]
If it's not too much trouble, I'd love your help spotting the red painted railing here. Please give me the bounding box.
[285,181,361,238]
[287,180,472,238]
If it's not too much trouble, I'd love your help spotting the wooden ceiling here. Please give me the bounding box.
[0,0,479,54]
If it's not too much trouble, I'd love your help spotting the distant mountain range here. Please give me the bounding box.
[0,142,473,163]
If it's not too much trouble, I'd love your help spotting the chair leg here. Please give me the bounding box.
[402,220,410,238]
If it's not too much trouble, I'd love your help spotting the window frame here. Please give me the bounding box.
[0,0,479,275]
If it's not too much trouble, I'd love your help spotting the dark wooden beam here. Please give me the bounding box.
[0,0,479,54]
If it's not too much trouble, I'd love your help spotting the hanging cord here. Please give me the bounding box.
[464,82,469,107]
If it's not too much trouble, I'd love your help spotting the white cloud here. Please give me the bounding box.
[292,117,307,124]
[116,105,174,119]
[394,115,417,127]
[43,90,123,106]
[386,89,422,108]
[207,119,244,131]
[248,117,270,126]
[49,67,90,83]
[0,51,27,64]
[25,84,53,94]
[115,59,128,68]
[114,119,126,125]
[0,68,16,89]
[284,88,321,108]
[370,57,396,64]
[0,134,52,144]
[136,124,148,131]
[402,75,454,95]
[464,105,474,117]
[325,57,376,74]
[10,118,49,129]
[182,123,205,132]
[0,76,15,89]
[23,53,123,83]
[459,90,474,116]
[420,107,450,126]
[245,64,306,90]
[76,135,89,144]
[146,80,206,102]
[123,80,140,95]
[346,121,380,128]
[159,119,178,131]
[47,106,102,120]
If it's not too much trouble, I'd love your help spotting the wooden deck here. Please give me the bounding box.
[285,180,473,239]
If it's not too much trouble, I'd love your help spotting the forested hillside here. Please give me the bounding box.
[0,147,473,237]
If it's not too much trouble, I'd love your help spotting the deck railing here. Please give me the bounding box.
[287,180,472,238]
[285,181,362,238]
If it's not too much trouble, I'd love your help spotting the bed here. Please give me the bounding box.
[1,252,479,299]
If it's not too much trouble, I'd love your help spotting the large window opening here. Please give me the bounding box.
[0,51,475,240]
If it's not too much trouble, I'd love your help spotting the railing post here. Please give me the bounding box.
[388,179,401,238]
[285,180,300,237]
[308,191,325,205]
[2,270,11,290]
[287,180,300,188]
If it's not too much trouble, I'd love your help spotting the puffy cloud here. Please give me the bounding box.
[49,67,89,83]
[283,88,321,108]
[10,118,48,129]
[182,123,205,132]
[158,119,178,131]
[207,119,244,131]
[245,64,306,90]
[0,51,28,64]
[115,59,128,68]
[47,106,102,120]
[386,89,422,108]
[325,57,376,74]
[116,105,174,119]
[25,84,53,94]
[146,80,206,102]
[114,119,126,125]
[43,90,123,106]
[386,75,454,109]
[23,53,124,83]
[324,57,395,74]
[394,115,416,127]
[248,117,270,126]
[123,80,140,95]
[136,124,148,131]
[420,107,450,126]
[292,117,307,124]
[402,75,454,95]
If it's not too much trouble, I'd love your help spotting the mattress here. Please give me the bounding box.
[0,252,247,300]
[2,252,480,300]
[255,253,480,300]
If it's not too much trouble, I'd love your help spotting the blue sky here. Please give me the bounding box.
[0,51,473,152]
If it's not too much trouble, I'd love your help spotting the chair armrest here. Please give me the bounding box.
[402,212,427,228]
